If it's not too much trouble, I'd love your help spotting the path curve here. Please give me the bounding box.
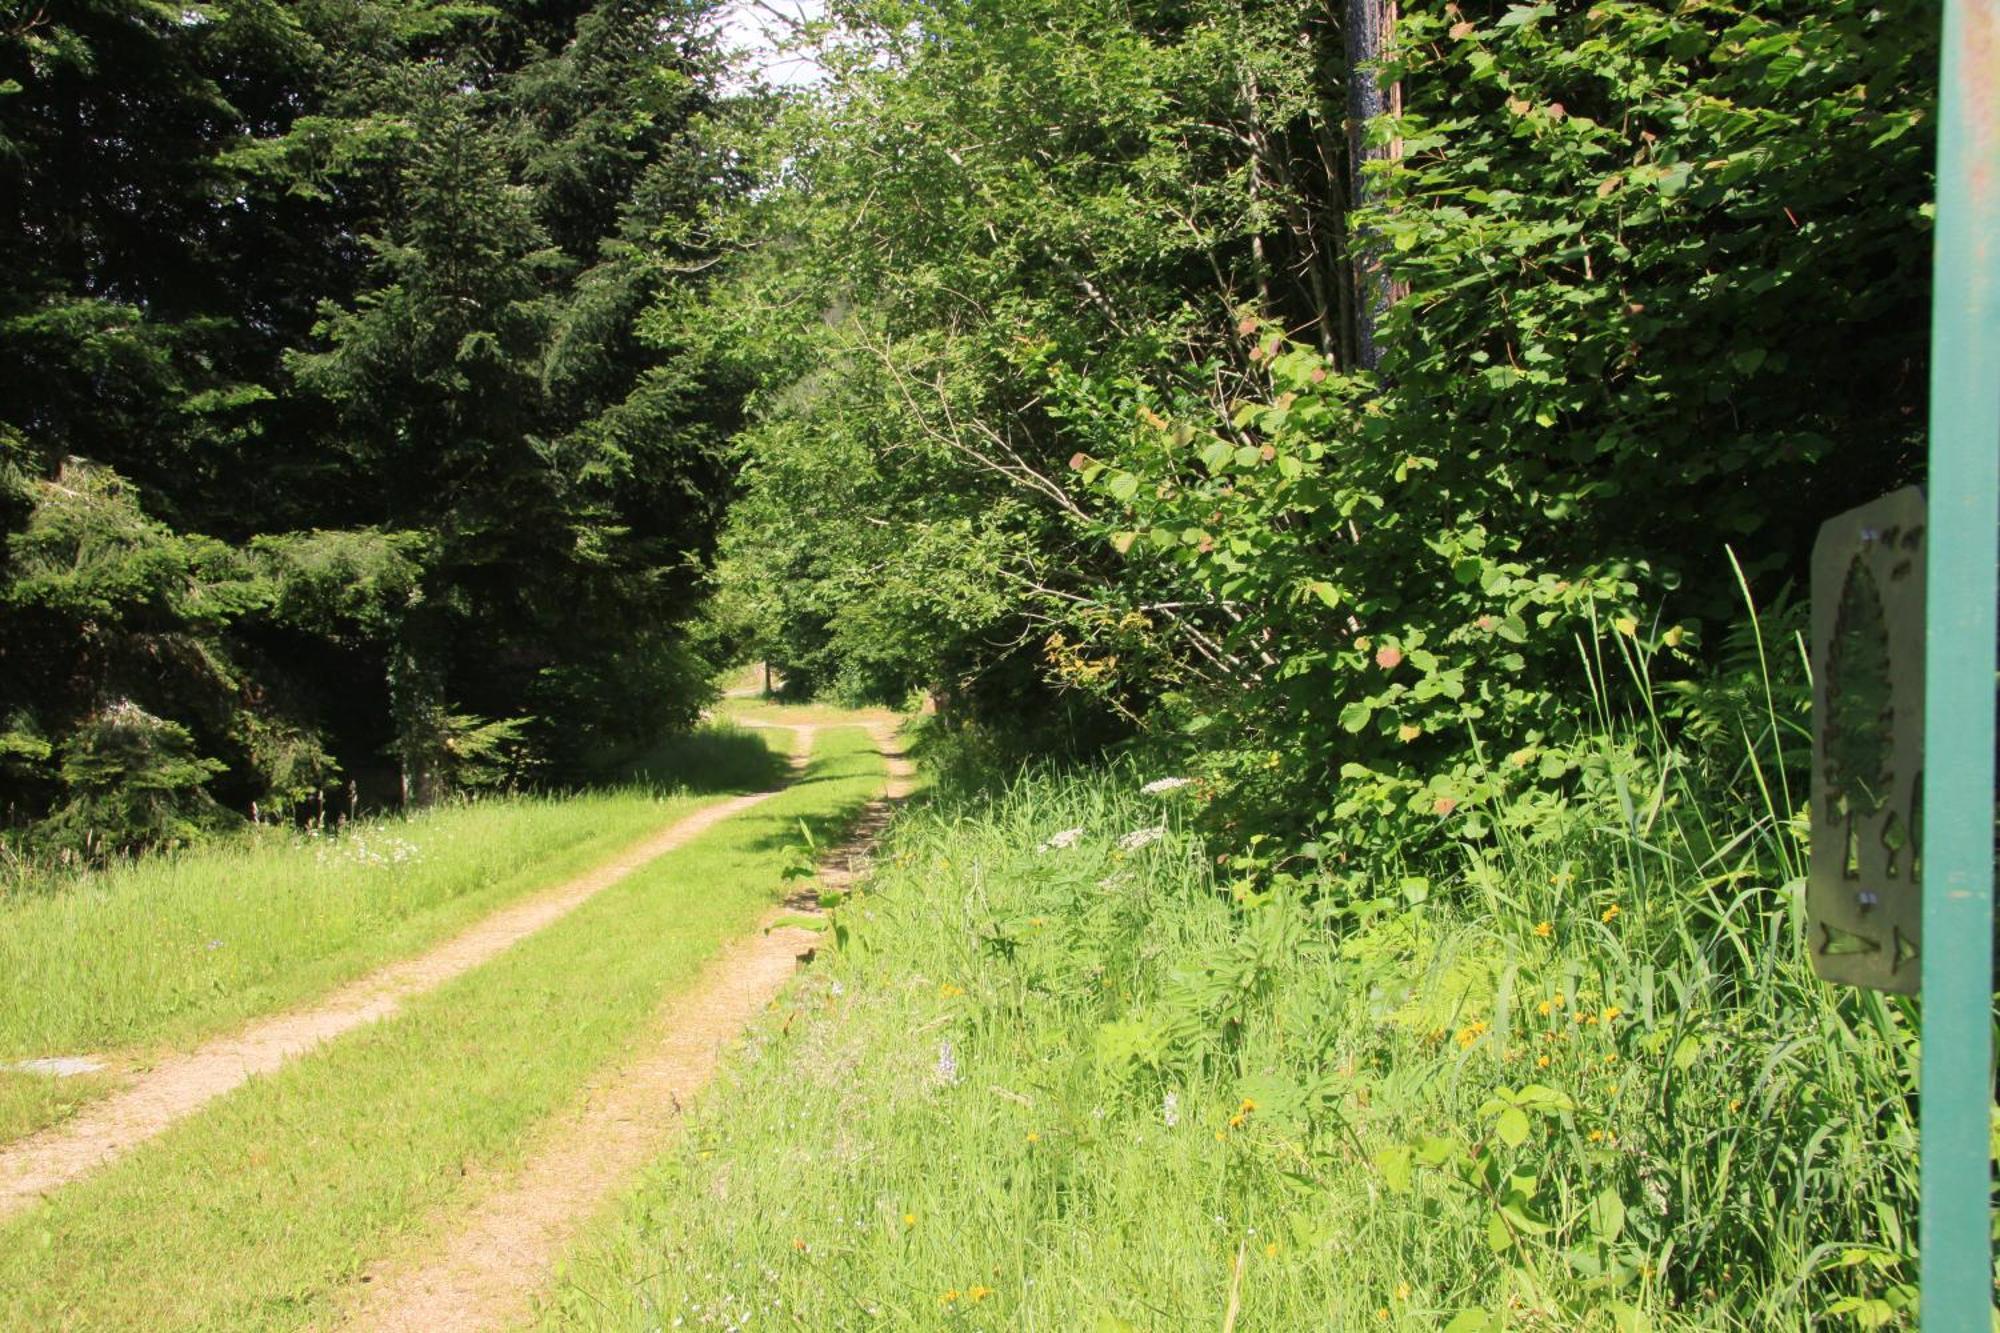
[337,723,913,1333]
[0,727,814,1224]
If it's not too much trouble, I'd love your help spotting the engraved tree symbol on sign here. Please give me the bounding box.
[1824,555,1904,892]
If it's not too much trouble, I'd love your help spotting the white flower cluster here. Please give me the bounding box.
[1036,826,1085,853]
[1116,825,1166,852]
[315,834,422,869]
[1140,776,1192,794]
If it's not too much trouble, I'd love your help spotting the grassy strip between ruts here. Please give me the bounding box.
[0,726,787,1145]
[0,724,886,1331]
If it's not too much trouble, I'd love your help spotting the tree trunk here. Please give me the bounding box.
[390,597,449,808]
[1343,0,1402,369]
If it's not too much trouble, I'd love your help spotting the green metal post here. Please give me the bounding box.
[1924,0,2000,1325]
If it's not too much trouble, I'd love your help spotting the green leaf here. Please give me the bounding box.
[1340,700,1375,733]
[1494,1105,1530,1148]
[1586,1187,1627,1243]
[1374,1145,1412,1192]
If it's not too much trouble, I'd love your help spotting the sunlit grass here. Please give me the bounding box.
[0,726,888,1331]
[0,725,788,1143]
[545,644,1921,1330]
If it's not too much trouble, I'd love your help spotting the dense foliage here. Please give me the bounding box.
[1,0,746,854]
[718,0,1931,848]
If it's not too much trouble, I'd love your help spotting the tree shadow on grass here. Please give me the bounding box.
[590,726,793,798]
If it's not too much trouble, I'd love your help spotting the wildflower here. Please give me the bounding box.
[1141,776,1192,794]
[1589,1129,1605,1143]
[1215,1130,1226,1141]
[1536,1055,1551,1069]
[1376,1309,1390,1322]
[968,1286,993,1303]
[1537,1000,1553,1017]
[938,983,964,999]
[1601,1006,1622,1024]
[1606,1083,1621,1096]
[1551,993,1566,1008]
[1240,1097,1258,1113]
[1396,1283,1411,1301]
[903,1213,917,1228]
[936,1041,960,1086]
[1604,1054,1619,1065]
[1264,1242,1279,1258]
[1229,1112,1247,1128]
[1162,1090,1181,1128]
[1534,921,1553,938]
[1602,904,1622,922]
[941,1290,961,1304]
[1037,827,1085,853]
[1375,645,1404,671]
[792,1238,807,1251]
[1728,1098,1742,1114]
[1455,1021,1489,1049]
[1026,1131,1040,1144]
[1117,825,1166,852]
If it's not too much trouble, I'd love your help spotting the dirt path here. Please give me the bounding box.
[0,727,815,1225]
[335,723,913,1333]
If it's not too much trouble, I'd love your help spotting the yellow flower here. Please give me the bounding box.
[1536,1055,1551,1069]
[968,1286,993,1303]
[1729,1097,1742,1113]
[1606,1083,1621,1096]
[1551,993,1566,1008]
[1396,1282,1411,1301]
[1601,1006,1623,1023]
[1537,1000,1553,1017]
[1215,1130,1226,1141]
[1602,904,1621,922]
[942,1289,961,1303]
[939,983,964,998]
[1615,615,1639,637]
[1589,1129,1605,1143]
[1026,1131,1040,1143]
[1604,1054,1619,1065]
[1454,1020,1489,1048]
[1376,1310,1390,1323]
[1264,1242,1280,1258]
[1228,1112,1247,1128]
[1240,1097,1258,1112]
[1534,921,1553,938]
[903,1212,917,1228]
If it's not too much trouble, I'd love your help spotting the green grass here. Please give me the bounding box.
[0,725,789,1066]
[0,724,887,1331]
[541,678,1923,1329]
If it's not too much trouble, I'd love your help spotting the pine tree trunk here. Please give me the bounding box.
[390,600,449,808]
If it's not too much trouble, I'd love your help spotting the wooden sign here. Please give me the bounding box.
[1808,487,1926,992]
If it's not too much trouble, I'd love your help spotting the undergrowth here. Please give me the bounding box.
[545,625,1935,1331]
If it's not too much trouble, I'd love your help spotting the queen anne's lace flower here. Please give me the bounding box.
[1140,776,1191,794]
[1117,825,1166,852]
[1037,826,1085,853]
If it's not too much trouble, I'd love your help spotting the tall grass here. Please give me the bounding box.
[0,725,789,1062]
[543,620,1934,1330]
